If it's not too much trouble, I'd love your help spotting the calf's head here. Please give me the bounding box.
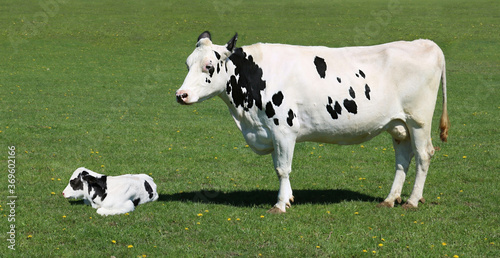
[62,167,105,199]
[176,31,237,104]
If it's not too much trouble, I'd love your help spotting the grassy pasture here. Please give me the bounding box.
[1,0,499,257]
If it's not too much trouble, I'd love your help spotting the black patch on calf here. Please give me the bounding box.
[228,48,267,111]
[133,198,141,206]
[314,56,327,79]
[287,109,296,127]
[337,77,341,83]
[144,180,154,199]
[359,69,365,78]
[83,175,108,201]
[265,101,275,118]
[365,84,371,100]
[272,91,284,107]
[273,118,279,126]
[205,78,211,84]
[70,173,85,191]
[217,63,220,74]
[349,87,356,98]
[214,51,221,60]
[343,99,358,114]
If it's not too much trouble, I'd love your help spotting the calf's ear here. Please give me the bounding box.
[226,33,238,52]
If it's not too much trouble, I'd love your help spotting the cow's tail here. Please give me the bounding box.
[439,59,449,142]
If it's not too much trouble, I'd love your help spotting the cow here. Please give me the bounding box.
[62,167,159,216]
[176,31,449,213]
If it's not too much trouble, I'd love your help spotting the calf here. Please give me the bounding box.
[62,167,159,216]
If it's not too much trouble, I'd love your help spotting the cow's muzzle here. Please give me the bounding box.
[176,91,190,105]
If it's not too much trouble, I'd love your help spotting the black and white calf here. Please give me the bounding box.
[62,167,159,216]
[176,31,449,213]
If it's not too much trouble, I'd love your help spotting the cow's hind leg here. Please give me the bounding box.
[379,121,413,207]
[404,127,435,208]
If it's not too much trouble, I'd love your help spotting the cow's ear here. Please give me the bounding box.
[198,31,211,42]
[226,33,238,52]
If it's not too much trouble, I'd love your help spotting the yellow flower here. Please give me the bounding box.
[62,215,66,219]
[51,192,56,195]
[227,218,231,221]
[442,242,447,246]
[316,245,320,248]
[462,156,467,159]
[362,250,367,253]
[453,255,459,258]
[260,215,265,218]
[378,243,384,247]
[111,240,116,244]
[354,212,359,215]
[197,213,203,217]
[27,235,33,238]
[127,245,133,248]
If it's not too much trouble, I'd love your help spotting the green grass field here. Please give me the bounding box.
[1,0,499,256]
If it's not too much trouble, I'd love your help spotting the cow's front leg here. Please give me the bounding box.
[268,139,296,214]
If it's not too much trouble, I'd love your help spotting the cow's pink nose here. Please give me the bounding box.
[176,91,189,104]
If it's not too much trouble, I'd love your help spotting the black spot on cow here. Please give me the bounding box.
[349,87,356,98]
[133,198,141,206]
[214,51,221,60]
[144,180,154,199]
[228,48,267,111]
[343,99,358,114]
[287,109,296,126]
[265,101,275,118]
[273,118,279,126]
[337,77,341,83]
[217,63,220,74]
[359,69,365,78]
[365,84,371,100]
[208,65,215,77]
[272,91,284,107]
[83,175,108,201]
[326,97,342,120]
[314,56,327,79]
[205,78,211,84]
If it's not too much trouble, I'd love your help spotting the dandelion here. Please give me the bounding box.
[51,178,55,181]
[227,218,231,221]
[354,212,359,215]
[236,218,240,221]
[378,243,384,247]
[111,240,116,244]
[462,156,467,159]
[27,235,33,239]
[185,228,189,230]
[316,245,320,248]
[453,255,459,258]
[362,250,367,253]
[260,215,265,218]
[442,242,447,246]
[197,213,203,217]
[125,213,129,215]
[326,211,331,214]
[372,251,376,254]
[381,238,385,242]
[62,215,66,219]
[127,245,133,248]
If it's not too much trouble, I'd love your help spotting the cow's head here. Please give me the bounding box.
[62,167,104,199]
[176,31,237,104]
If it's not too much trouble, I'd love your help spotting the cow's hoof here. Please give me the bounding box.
[402,202,418,209]
[267,206,286,214]
[396,197,402,204]
[377,201,394,208]
[419,198,426,204]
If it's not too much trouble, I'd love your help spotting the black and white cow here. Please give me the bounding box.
[62,167,159,216]
[176,31,449,213]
